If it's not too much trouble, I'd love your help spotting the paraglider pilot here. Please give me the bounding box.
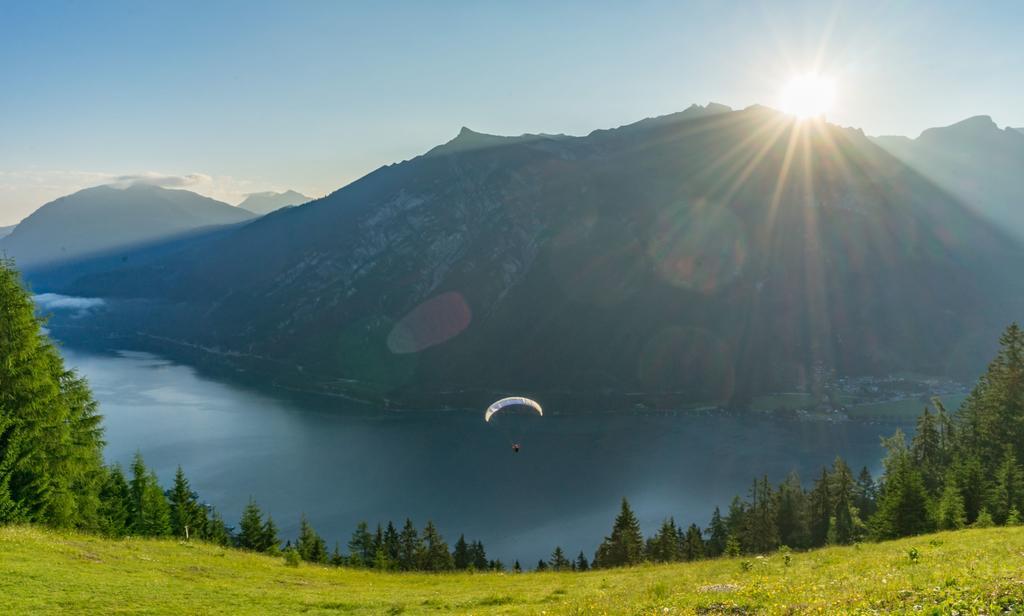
[512,443,521,454]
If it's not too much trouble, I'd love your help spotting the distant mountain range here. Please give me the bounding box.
[32,104,1024,409]
[2,184,255,268]
[0,225,15,239]
[237,190,311,216]
[873,116,1024,240]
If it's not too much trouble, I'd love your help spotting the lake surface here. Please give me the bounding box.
[63,346,909,565]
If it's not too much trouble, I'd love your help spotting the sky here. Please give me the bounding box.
[1,0,1022,226]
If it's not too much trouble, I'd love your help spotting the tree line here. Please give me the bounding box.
[579,324,1024,568]
[3,258,1024,572]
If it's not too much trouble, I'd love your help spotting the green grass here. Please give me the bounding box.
[3,526,1024,614]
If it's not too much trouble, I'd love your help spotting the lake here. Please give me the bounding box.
[62,345,908,566]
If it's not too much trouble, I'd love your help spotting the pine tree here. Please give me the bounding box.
[871,432,933,539]
[398,518,421,571]
[986,449,1024,524]
[513,560,522,573]
[204,508,231,546]
[168,466,204,540]
[452,534,470,569]
[549,546,571,571]
[974,508,995,528]
[775,472,809,549]
[261,515,280,554]
[535,559,548,571]
[854,467,878,520]
[238,498,266,550]
[330,542,345,566]
[96,465,132,537]
[829,459,856,544]
[808,467,831,547]
[297,514,327,563]
[647,518,679,562]
[126,454,170,537]
[911,408,944,494]
[0,260,105,527]
[383,521,400,564]
[470,540,487,570]
[420,521,454,571]
[593,497,645,568]
[575,551,589,571]
[682,523,705,561]
[725,495,748,552]
[745,475,779,553]
[705,506,728,556]
[936,479,966,530]
[348,521,374,567]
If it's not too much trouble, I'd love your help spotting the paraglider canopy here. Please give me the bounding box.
[484,397,543,422]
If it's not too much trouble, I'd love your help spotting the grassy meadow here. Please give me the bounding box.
[2,525,1024,614]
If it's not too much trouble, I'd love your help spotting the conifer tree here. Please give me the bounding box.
[204,508,231,546]
[398,518,421,570]
[168,466,204,540]
[348,521,374,567]
[936,479,966,530]
[745,475,779,553]
[682,523,705,561]
[513,560,522,573]
[775,472,809,549]
[330,542,345,566]
[470,540,487,570]
[535,559,548,571]
[593,498,644,568]
[854,467,878,520]
[0,260,105,527]
[986,449,1024,524]
[705,506,728,556]
[297,514,327,563]
[452,534,470,569]
[420,521,454,571]
[647,518,679,562]
[383,521,400,563]
[549,546,571,571]
[97,464,132,537]
[261,515,280,554]
[871,432,933,539]
[238,498,266,550]
[575,551,589,571]
[808,468,832,547]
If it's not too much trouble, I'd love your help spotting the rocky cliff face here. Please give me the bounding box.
[41,105,1024,408]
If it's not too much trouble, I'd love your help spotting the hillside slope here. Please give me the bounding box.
[2,184,255,268]
[39,106,1024,407]
[2,526,1023,614]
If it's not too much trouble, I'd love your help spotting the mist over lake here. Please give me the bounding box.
[63,345,909,565]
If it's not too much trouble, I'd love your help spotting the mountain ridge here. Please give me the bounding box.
[2,184,255,269]
[35,106,1024,408]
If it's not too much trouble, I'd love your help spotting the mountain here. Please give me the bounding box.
[0,224,15,239]
[237,190,311,216]
[873,116,1024,239]
[37,106,1024,408]
[1,184,255,268]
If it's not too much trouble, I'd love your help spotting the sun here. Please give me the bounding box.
[778,73,837,119]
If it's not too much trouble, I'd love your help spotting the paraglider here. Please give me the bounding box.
[484,397,543,422]
[485,397,542,453]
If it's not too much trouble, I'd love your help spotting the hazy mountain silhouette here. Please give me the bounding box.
[1,184,255,269]
[0,225,15,240]
[874,116,1024,239]
[36,106,1024,408]
[237,190,311,216]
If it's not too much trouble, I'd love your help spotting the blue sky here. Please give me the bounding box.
[1,0,1022,225]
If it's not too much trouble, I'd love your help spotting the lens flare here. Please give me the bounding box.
[778,73,837,119]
